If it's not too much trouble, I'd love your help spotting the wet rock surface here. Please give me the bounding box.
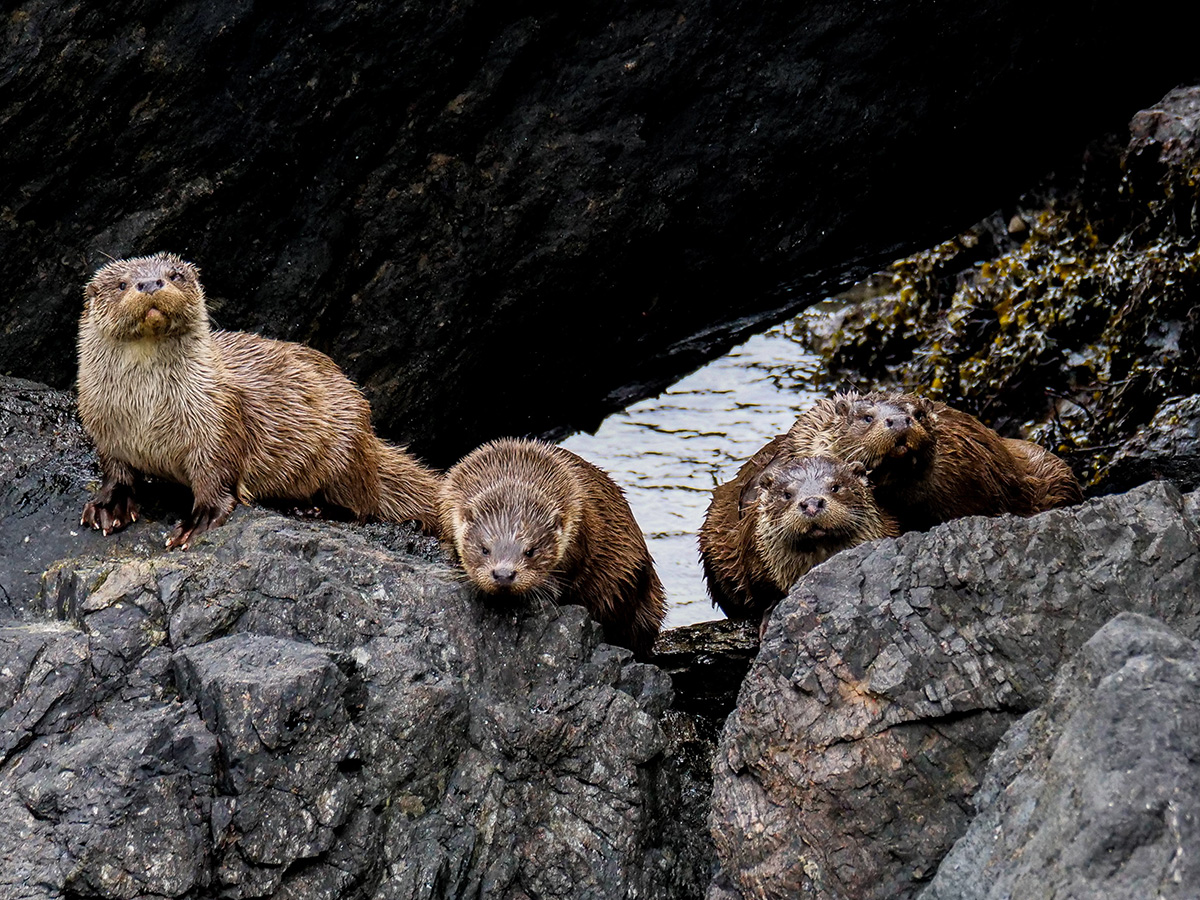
[0,378,709,900]
[2,5,1192,463]
[1096,393,1200,495]
[710,480,1200,900]
[920,612,1200,900]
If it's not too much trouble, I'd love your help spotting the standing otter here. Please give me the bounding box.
[699,452,897,622]
[781,391,1077,532]
[77,252,440,549]
[439,438,665,657]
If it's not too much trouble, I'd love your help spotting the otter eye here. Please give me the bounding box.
[862,414,874,424]
[524,547,535,558]
[830,483,841,493]
[117,280,128,291]
[781,490,793,501]
[168,270,184,282]
[480,545,490,557]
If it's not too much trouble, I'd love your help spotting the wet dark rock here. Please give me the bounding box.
[710,480,1200,900]
[2,6,1193,463]
[1095,394,1200,495]
[0,377,713,900]
[651,618,759,719]
[920,613,1200,900]
[798,85,1200,484]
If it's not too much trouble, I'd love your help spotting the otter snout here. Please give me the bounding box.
[136,278,165,294]
[884,413,911,431]
[799,496,826,517]
[490,565,517,586]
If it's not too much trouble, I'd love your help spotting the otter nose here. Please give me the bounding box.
[490,566,516,586]
[884,415,911,430]
[799,496,826,516]
[136,278,165,294]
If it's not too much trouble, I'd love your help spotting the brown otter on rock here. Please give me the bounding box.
[439,437,665,657]
[699,452,897,622]
[782,391,1079,532]
[76,252,441,549]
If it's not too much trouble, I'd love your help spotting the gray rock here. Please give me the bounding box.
[920,612,1200,900]
[711,481,1200,900]
[1096,394,1200,494]
[0,377,707,899]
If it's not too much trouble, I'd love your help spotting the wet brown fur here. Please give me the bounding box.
[780,391,1079,532]
[1003,437,1084,511]
[439,438,665,657]
[782,391,938,494]
[699,448,897,620]
[77,252,440,548]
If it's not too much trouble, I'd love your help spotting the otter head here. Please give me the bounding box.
[751,455,881,590]
[833,391,937,484]
[83,252,207,341]
[453,485,569,600]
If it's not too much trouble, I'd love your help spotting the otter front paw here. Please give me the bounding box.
[81,483,139,535]
[166,498,236,550]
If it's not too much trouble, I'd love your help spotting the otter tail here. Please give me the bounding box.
[375,439,442,535]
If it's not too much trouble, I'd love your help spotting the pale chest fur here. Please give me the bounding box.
[77,328,227,484]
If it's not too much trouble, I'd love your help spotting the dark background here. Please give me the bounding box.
[2,0,1194,464]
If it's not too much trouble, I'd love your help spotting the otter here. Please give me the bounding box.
[76,252,440,549]
[781,391,938,494]
[439,438,665,658]
[699,452,897,623]
[780,391,1078,532]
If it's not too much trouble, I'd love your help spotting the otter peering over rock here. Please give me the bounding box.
[76,252,440,549]
[782,391,1081,532]
[699,452,897,623]
[438,437,665,657]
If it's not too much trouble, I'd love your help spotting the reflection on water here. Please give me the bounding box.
[561,321,825,628]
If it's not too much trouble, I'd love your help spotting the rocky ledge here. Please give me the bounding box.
[5,374,1200,900]
[710,478,1200,900]
[0,376,714,899]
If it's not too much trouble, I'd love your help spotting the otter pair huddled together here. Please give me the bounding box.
[76,253,664,656]
[699,391,1083,622]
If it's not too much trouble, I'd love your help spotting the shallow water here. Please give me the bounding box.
[561,320,825,629]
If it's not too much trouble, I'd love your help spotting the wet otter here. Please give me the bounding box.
[439,437,665,657]
[699,452,897,622]
[781,391,937,494]
[76,252,440,549]
[782,391,1077,532]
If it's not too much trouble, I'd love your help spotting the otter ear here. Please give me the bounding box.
[848,460,869,485]
[739,457,779,516]
[834,397,852,416]
[552,513,564,536]
[84,281,99,304]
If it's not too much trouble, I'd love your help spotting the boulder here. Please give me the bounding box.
[0,376,708,900]
[920,612,1200,900]
[710,480,1200,900]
